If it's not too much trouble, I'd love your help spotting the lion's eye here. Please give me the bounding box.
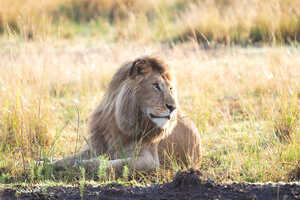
[153,83,161,92]
[170,87,173,91]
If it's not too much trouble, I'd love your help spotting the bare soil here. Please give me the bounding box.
[1,169,300,200]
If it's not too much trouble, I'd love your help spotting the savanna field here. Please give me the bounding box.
[0,0,300,188]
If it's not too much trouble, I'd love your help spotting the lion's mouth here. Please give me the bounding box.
[149,113,171,120]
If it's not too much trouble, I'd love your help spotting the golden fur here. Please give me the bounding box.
[52,57,201,172]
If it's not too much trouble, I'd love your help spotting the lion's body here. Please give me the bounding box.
[52,57,201,172]
[158,112,201,166]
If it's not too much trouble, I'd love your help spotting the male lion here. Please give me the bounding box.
[52,57,201,173]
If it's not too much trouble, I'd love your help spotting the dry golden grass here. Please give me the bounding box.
[175,0,300,45]
[0,39,299,183]
[0,0,299,43]
[0,0,300,186]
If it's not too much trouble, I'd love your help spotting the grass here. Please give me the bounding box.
[0,0,300,44]
[0,39,300,185]
[0,0,300,187]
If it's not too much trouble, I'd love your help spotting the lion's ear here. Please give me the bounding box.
[129,59,152,77]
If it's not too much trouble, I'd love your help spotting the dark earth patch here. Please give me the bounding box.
[1,169,300,200]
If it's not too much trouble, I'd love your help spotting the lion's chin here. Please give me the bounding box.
[151,117,169,129]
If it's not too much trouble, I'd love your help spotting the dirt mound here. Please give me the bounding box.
[1,169,300,200]
[173,168,203,187]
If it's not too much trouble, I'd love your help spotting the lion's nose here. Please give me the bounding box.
[166,104,176,113]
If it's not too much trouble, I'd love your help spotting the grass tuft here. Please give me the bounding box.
[273,98,299,142]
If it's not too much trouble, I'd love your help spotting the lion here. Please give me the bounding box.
[51,57,201,173]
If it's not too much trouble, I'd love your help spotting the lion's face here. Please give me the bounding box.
[138,72,177,128]
[132,60,178,129]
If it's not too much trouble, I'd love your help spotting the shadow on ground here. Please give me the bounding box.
[1,169,300,200]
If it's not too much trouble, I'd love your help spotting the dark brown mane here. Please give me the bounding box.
[143,57,169,74]
[129,56,170,76]
[108,57,171,92]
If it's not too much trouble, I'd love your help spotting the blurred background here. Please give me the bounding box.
[1,0,300,44]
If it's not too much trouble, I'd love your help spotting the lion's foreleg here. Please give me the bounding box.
[79,157,131,171]
[77,148,160,173]
[52,147,92,169]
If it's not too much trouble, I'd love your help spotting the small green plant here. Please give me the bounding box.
[97,155,109,182]
[79,167,86,200]
[0,173,11,183]
[122,165,129,180]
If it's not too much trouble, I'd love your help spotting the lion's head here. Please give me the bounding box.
[90,57,178,146]
[115,57,178,143]
[133,58,177,125]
